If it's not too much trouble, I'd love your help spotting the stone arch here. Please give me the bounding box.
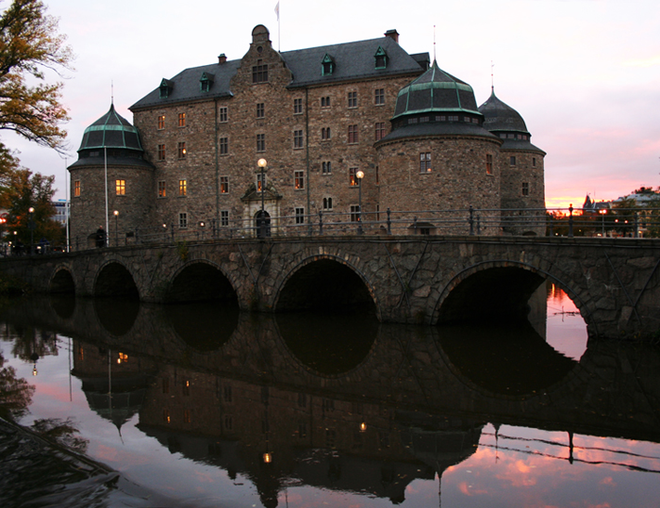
[49,265,76,294]
[165,259,239,304]
[273,254,381,318]
[94,260,139,298]
[432,260,596,334]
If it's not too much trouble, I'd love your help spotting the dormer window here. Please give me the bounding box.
[159,79,173,99]
[200,72,215,92]
[252,60,268,83]
[374,46,388,69]
[321,54,335,76]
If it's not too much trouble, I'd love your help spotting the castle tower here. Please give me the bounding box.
[68,104,154,248]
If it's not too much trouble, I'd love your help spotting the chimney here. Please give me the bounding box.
[384,29,399,43]
[218,53,227,64]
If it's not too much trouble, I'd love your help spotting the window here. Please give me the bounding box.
[532,157,537,167]
[183,409,191,423]
[158,181,166,198]
[179,179,187,196]
[115,179,126,195]
[321,127,331,140]
[200,73,213,92]
[157,144,166,161]
[321,54,334,75]
[348,124,358,144]
[347,91,357,108]
[157,115,165,129]
[522,182,530,196]
[163,409,170,423]
[293,129,303,149]
[179,212,188,228]
[73,180,80,197]
[420,152,431,172]
[293,98,303,114]
[374,88,385,105]
[374,46,388,69]
[256,102,264,118]
[486,154,493,175]
[183,380,190,396]
[178,142,186,159]
[510,156,516,166]
[294,170,304,189]
[257,172,266,192]
[221,210,229,226]
[295,207,305,224]
[178,112,185,127]
[448,115,459,121]
[349,167,359,186]
[220,137,228,155]
[375,122,385,141]
[350,204,361,222]
[223,415,233,430]
[220,176,229,193]
[219,107,228,122]
[322,197,333,210]
[256,133,265,152]
[223,384,232,403]
[252,60,268,83]
[162,378,169,394]
[322,161,332,174]
[321,96,330,107]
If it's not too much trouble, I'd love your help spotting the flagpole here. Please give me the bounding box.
[275,1,280,52]
[104,146,109,246]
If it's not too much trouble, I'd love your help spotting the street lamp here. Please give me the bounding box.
[113,210,119,246]
[28,207,35,255]
[356,170,364,234]
[599,208,607,237]
[257,158,268,238]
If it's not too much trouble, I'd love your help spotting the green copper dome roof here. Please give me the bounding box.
[393,60,480,119]
[78,104,143,152]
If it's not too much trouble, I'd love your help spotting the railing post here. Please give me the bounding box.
[568,205,574,237]
[386,208,391,235]
[469,205,474,236]
[413,216,417,233]
[476,215,481,235]
[318,211,323,236]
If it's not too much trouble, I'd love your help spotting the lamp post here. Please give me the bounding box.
[28,207,35,255]
[599,208,607,237]
[257,158,268,238]
[113,210,119,246]
[356,170,364,234]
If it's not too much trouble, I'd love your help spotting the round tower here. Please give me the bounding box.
[68,104,154,249]
[479,90,546,235]
[376,61,502,235]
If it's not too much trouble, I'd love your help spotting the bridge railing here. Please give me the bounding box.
[36,205,660,253]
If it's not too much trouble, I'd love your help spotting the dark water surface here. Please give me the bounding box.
[1,287,659,507]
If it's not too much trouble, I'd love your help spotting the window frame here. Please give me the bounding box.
[219,107,228,123]
[256,133,265,152]
[295,207,305,224]
[219,137,228,155]
[73,180,81,197]
[178,112,186,127]
[178,142,186,159]
[294,170,304,190]
[221,210,229,226]
[179,212,188,229]
[158,180,166,198]
[256,102,265,118]
[322,161,332,174]
[419,152,432,173]
[375,122,385,141]
[157,115,165,130]
[293,129,304,149]
[349,167,359,186]
[348,124,358,144]
[220,176,229,194]
[293,98,303,115]
[347,91,357,108]
[374,88,385,105]
[157,144,166,161]
[252,60,268,83]
[178,179,187,197]
[115,179,126,196]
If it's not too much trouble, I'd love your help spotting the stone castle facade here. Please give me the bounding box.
[68,25,545,247]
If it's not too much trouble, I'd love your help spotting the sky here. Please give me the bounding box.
[4,0,660,209]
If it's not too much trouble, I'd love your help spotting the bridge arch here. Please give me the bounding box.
[94,260,139,298]
[273,255,380,318]
[165,259,239,304]
[49,265,75,294]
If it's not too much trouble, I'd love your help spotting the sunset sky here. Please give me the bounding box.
[5,0,660,209]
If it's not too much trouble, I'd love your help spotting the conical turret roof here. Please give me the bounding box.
[478,90,529,134]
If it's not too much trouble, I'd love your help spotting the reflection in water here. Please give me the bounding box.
[49,295,76,320]
[93,297,140,337]
[438,320,578,395]
[164,301,239,351]
[277,311,378,374]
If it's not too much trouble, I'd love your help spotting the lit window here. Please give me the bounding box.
[115,179,126,195]
[257,173,266,192]
[322,197,333,210]
[158,181,166,198]
[348,124,358,144]
[157,144,165,161]
[73,180,80,197]
[348,91,357,108]
[252,60,268,83]
[321,127,331,140]
[349,167,359,186]
[486,154,493,175]
[219,107,228,122]
[420,152,431,172]
[179,212,188,228]
[256,103,264,118]
[350,205,360,222]
[293,130,303,149]
[221,210,229,226]
[374,88,384,105]
[157,115,165,129]
[294,170,304,189]
[179,179,187,196]
[375,122,385,141]
[219,137,228,155]
[321,96,331,107]
[256,133,265,152]
[220,176,229,193]
[322,161,331,174]
[295,207,305,224]
[522,182,530,196]
[163,409,170,423]
[183,379,190,396]
[183,409,191,423]
[178,112,185,127]
[178,142,186,159]
[293,98,303,114]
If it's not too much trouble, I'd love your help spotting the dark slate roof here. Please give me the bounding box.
[478,90,529,134]
[78,104,144,152]
[130,35,427,110]
[393,61,480,119]
[379,120,498,143]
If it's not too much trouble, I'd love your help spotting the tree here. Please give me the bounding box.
[0,0,72,161]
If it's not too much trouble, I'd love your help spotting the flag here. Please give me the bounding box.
[275,1,280,21]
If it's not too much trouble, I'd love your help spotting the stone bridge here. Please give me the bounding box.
[1,235,659,339]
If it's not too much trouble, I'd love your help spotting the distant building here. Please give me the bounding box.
[68,25,545,247]
[53,199,69,226]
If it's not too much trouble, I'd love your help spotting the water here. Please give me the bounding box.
[1,286,659,507]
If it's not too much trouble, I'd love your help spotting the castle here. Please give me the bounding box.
[68,25,545,247]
